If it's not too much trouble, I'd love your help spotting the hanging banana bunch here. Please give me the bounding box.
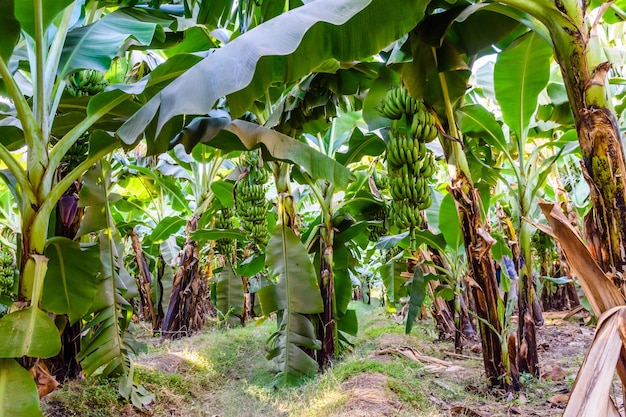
[214,207,236,257]
[368,204,388,243]
[65,69,109,97]
[0,245,15,297]
[59,137,90,173]
[234,149,270,248]
[378,84,438,231]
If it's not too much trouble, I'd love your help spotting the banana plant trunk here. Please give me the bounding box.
[129,228,156,328]
[45,193,84,381]
[449,174,517,391]
[317,182,336,369]
[546,1,626,290]
[161,215,206,338]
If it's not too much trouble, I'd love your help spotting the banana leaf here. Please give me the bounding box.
[174,118,353,190]
[267,311,321,385]
[42,237,101,325]
[215,262,244,325]
[117,0,426,147]
[0,358,43,417]
[260,223,324,384]
[494,31,552,143]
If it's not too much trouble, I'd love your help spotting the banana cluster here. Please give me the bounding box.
[0,247,15,295]
[214,207,235,256]
[377,84,421,120]
[235,150,269,247]
[62,138,89,172]
[373,170,389,191]
[66,70,109,97]
[368,206,388,242]
[384,246,403,263]
[378,85,438,231]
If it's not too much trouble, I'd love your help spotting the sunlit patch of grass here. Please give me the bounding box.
[43,376,129,417]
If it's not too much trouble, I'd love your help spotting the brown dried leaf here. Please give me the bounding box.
[29,362,60,398]
[563,306,626,417]
[548,393,569,406]
[536,200,624,316]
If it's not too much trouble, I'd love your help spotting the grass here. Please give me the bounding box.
[42,301,588,417]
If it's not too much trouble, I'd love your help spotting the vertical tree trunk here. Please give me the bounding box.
[317,219,335,369]
[517,223,540,376]
[161,215,206,339]
[449,174,517,391]
[421,248,457,340]
[129,228,156,328]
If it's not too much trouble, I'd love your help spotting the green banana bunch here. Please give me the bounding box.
[384,245,403,263]
[373,170,389,191]
[367,205,388,242]
[377,84,441,231]
[408,106,438,143]
[66,70,109,97]
[389,199,423,230]
[0,246,15,296]
[61,137,90,172]
[214,208,235,256]
[235,150,270,247]
[377,85,419,119]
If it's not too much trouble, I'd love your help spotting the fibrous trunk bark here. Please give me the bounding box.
[161,215,206,339]
[317,221,335,369]
[129,228,155,328]
[449,174,517,391]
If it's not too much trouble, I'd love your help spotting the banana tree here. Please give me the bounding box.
[493,0,626,295]
[368,4,524,390]
[0,1,183,413]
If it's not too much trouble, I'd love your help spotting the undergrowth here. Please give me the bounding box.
[42,301,585,417]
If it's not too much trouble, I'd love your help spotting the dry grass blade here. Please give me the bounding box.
[536,200,624,316]
[563,306,626,417]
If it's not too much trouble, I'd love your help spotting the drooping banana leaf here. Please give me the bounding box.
[260,224,324,314]
[0,358,43,417]
[173,118,353,190]
[259,223,324,384]
[379,257,407,313]
[74,162,153,410]
[405,267,430,334]
[117,0,427,147]
[215,261,244,326]
[267,311,321,384]
[42,237,101,325]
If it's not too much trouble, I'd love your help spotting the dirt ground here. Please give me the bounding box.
[336,310,597,417]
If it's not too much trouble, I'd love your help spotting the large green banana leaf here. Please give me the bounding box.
[174,118,353,190]
[267,311,321,384]
[0,255,61,359]
[494,31,552,144]
[42,237,101,325]
[258,223,324,384]
[117,0,426,146]
[0,358,43,417]
[260,224,323,314]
